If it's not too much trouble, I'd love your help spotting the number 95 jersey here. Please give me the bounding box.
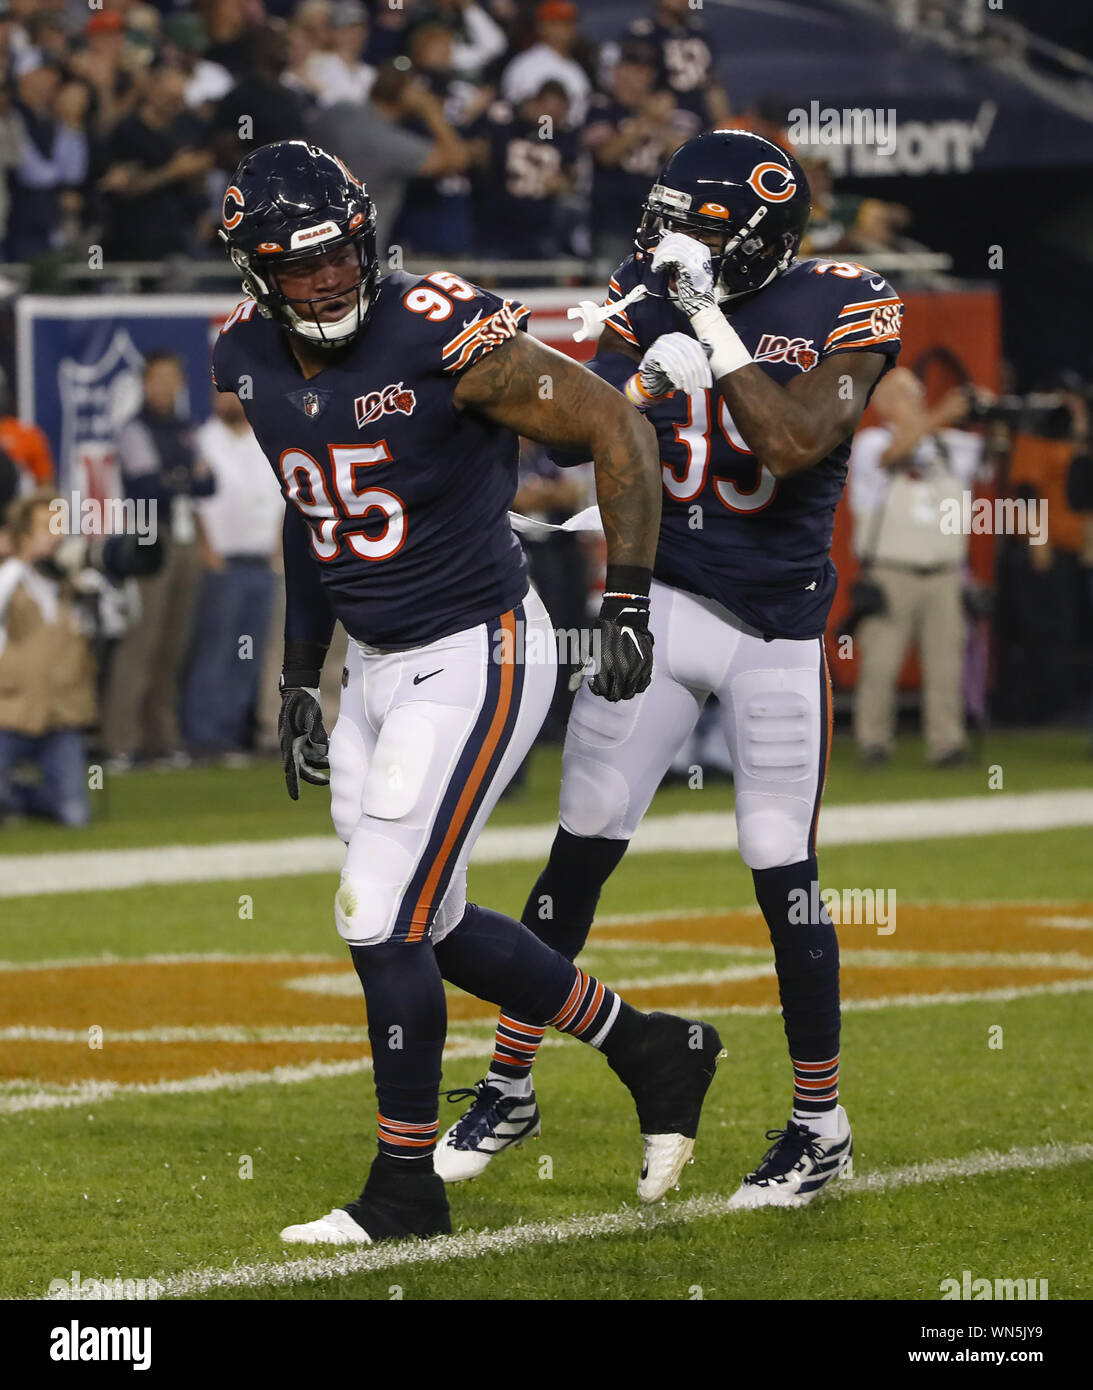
[211,270,532,649]
[605,253,904,640]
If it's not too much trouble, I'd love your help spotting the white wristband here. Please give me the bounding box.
[689,305,753,380]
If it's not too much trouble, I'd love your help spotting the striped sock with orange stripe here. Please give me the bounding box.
[376,1112,440,1161]
[488,1014,547,1085]
[791,1052,840,1130]
[545,966,622,1047]
[433,903,646,1068]
[350,940,446,1167]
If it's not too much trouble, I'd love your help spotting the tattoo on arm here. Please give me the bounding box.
[455,333,661,568]
[715,351,887,478]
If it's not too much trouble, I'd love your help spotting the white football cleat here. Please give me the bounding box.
[727,1105,853,1210]
[434,1080,541,1183]
[637,1133,696,1202]
[280,1208,374,1245]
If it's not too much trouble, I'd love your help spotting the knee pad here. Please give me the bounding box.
[335,831,418,945]
[736,803,810,870]
[559,757,632,840]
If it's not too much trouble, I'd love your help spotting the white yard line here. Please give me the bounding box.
[0,1025,373,1044]
[3,790,1093,898]
[40,1140,1092,1300]
[0,1039,485,1115]
[670,977,1093,1017]
[0,952,337,972]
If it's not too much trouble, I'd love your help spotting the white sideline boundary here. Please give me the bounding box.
[40,1141,1093,1300]
[3,789,1093,898]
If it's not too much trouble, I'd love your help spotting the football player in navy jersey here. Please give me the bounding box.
[441,130,905,1209]
[211,141,725,1245]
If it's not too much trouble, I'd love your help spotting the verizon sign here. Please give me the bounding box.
[820,101,998,176]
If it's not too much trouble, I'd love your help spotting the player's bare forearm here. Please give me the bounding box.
[714,351,887,478]
[455,332,662,569]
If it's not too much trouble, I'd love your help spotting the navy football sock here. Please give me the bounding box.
[482,830,629,1082]
[434,903,643,1067]
[349,940,447,1164]
[520,827,631,956]
[752,856,841,1116]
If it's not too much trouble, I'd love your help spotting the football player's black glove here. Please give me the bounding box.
[590,591,654,702]
[279,685,330,801]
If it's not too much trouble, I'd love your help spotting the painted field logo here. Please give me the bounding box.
[940,1271,1049,1300]
[788,884,896,935]
[50,1320,152,1370]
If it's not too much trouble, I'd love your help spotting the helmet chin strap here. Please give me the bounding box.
[286,285,371,348]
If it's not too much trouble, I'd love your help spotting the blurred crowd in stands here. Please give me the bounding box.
[1,0,1091,826]
[0,0,921,273]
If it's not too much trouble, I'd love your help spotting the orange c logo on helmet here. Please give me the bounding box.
[222,185,245,230]
[747,162,796,203]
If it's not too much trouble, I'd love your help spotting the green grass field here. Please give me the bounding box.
[2,728,1091,1302]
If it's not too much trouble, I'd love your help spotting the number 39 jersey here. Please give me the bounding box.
[604,253,905,639]
[211,270,531,649]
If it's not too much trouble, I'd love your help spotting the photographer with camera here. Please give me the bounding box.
[847,367,987,767]
[0,489,97,827]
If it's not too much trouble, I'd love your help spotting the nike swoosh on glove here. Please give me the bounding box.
[591,592,654,702]
[279,686,330,800]
[652,230,716,317]
[638,331,714,399]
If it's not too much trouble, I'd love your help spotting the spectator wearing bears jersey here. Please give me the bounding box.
[471,81,579,260]
[620,0,730,130]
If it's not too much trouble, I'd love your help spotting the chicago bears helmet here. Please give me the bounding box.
[219,141,379,349]
[637,130,811,301]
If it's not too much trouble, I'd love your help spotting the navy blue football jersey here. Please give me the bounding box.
[211,270,531,649]
[603,253,905,638]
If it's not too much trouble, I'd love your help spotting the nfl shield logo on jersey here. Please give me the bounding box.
[303,391,321,418]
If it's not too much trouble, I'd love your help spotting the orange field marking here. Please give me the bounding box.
[3,903,1090,1092]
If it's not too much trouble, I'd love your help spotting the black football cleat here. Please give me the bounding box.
[280,1155,452,1245]
[608,1011,725,1201]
